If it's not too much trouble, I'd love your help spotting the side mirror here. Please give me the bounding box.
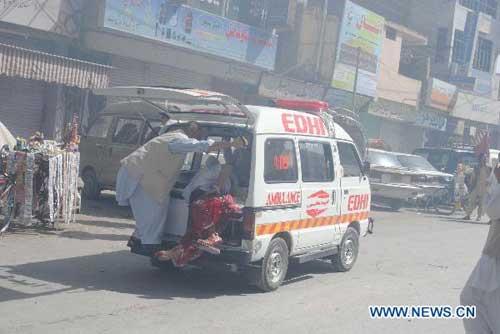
[363,161,371,174]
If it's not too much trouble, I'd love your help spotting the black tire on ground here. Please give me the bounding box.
[82,169,101,200]
[150,257,178,272]
[331,227,360,272]
[255,238,289,292]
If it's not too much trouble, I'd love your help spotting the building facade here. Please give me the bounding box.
[409,0,500,148]
[0,1,111,139]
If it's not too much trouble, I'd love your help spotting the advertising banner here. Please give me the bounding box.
[103,0,278,70]
[259,73,325,100]
[452,92,500,125]
[331,0,385,97]
[425,78,457,112]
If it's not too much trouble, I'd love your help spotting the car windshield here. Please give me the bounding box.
[367,151,402,168]
[397,155,437,171]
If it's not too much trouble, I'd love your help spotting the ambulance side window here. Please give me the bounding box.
[338,142,362,177]
[299,141,334,182]
[264,139,298,183]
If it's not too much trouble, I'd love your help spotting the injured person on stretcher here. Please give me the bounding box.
[155,139,249,267]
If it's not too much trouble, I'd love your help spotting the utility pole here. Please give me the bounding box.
[352,47,361,113]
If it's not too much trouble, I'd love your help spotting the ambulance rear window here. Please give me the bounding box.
[264,139,298,184]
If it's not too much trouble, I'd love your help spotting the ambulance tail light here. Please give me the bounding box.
[242,208,256,240]
[275,99,329,114]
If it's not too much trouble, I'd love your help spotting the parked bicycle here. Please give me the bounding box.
[0,145,16,234]
[415,181,469,216]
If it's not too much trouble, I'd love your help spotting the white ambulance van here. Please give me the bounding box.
[93,87,372,292]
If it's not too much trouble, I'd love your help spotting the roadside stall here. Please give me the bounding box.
[0,118,82,232]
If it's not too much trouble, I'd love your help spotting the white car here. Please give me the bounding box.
[367,149,453,210]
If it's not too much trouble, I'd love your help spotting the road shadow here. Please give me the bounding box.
[76,218,134,230]
[81,192,132,220]
[0,251,256,303]
[0,251,343,303]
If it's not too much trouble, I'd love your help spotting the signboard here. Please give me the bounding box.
[425,78,457,112]
[324,88,372,113]
[452,92,500,125]
[331,0,385,97]
[103,1,278,70]
[0,0,81,37]
[368,98,416,122]
[259,73,325,100]
[415,109,448,131]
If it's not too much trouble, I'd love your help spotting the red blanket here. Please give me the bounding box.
[157,194,241,267]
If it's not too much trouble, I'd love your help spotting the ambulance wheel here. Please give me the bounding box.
[256,238,289,292]
[331,227,359,272]
[150,257,178,272]
[82,169,101,200]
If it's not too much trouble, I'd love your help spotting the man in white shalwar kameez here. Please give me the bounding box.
[0,121,15,150]
[116,122,236,251]
[461,164,500,334]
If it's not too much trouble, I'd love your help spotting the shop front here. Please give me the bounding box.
[361,98,422,153]
[0,42,111,139]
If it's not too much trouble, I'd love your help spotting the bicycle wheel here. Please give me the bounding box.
[0,186,15,234]
[434,190,456,216]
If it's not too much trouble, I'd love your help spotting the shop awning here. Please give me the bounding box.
[0,43,111,89]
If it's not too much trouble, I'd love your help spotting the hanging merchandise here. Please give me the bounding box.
[2,119,82,230]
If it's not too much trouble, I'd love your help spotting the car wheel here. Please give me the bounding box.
[255,238,289,292]
[82,169,101,200]
[331,227,359,272]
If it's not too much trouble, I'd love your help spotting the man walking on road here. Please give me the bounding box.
[464,154,491,221]
[116,121,239,252]
[461,164,500,333]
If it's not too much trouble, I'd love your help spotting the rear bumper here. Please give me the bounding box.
[128,237,253,268]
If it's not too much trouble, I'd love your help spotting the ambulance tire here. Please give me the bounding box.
[256,238,289,292]
[331,227,359,272]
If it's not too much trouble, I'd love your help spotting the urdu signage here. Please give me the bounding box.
[103,1,278,70]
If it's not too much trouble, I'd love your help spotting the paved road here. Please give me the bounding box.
[0,195,490,334]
